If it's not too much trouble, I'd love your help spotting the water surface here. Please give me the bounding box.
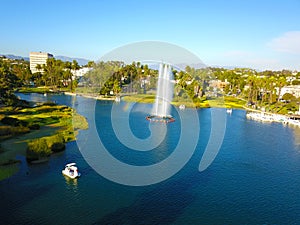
[1,93,300,224]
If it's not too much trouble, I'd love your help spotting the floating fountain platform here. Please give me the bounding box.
[146,115,175,123]
[147,63,175,124]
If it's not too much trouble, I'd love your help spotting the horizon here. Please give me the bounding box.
[1,0,300,71]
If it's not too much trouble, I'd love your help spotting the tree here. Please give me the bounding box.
[64,61,72,90]
[276,76,287,102]
[282,93,296,102]
[87,61,95,68]
[0,59,21,105]
[71,60,80,91]
[267,76,276,104]
[112,80,121,96]
[43,58,56,87]
[246,75,256,104]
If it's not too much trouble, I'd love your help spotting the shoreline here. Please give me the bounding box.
[74,92,116,101]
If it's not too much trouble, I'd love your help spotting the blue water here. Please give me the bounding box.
[1,93,300,224]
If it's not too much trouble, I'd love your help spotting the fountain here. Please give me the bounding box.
[146,63,175,123]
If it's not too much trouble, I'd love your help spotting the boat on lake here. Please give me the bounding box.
[227,108,232,114]
[179,104,185,110]
[62,163,81,179]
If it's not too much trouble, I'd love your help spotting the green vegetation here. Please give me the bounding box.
[32,58,80,91]
[0,102,88,170]
[206,96,246,109]
[1,56,299,114]
[0,56,82,103]
[122,94,156,104]
[80,61,299,113]
[26,133,66,162]
[0,164,19,181]
[122,94,246,109]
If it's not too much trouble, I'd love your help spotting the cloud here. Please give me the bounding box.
[268,31,300,54]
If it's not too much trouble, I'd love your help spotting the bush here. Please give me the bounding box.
[51,142,65,152]
[28,123,40,130]
[1,117,20,126]
[26,133,66,161]
[1,116,28,127]
[0,126,30,136]
[46,133,65,144]
[27,138,52,162]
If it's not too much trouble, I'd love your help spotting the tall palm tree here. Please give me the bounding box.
[71,60,80,91]
[277,76,287,102]
[246,75,256,104]
[267,76,276,105]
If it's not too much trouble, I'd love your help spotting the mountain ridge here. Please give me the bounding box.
[0,54,90,66]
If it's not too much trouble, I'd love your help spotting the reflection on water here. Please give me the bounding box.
[290,126,300,147]
[63,175,78,192]
[1,94,300,224]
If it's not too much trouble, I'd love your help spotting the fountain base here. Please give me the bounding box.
[146,115,175,123]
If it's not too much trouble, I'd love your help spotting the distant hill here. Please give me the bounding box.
[175,63,207,70]
[55,56,90,66]
[0,54,29,61]
[0,54,90,66]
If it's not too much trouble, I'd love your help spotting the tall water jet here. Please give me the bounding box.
[147,63,175,123]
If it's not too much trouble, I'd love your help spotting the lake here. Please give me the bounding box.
[1,93,300,224]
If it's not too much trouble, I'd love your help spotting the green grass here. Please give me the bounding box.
[17,87,51,93]
[0,103,88,173]
[121,94,246,109]
[17,86,72,94]
[122,94,156,103]
[206,96,246,109]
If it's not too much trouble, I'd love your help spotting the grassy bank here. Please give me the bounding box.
[0,102,88,180]
[121,94,246,109]
[17,87,71,94]
[122,94,156,104]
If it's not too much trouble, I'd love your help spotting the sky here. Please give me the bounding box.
[1,0,300,70]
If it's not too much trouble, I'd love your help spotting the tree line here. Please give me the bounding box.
[1,56,300,113]
[33,58,80,91]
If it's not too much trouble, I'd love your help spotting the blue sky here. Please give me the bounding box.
[1,0,300,70]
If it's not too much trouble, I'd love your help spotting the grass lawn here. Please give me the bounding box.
[17,86,71,94]
[122,94,156,104]
[121,94,246,109]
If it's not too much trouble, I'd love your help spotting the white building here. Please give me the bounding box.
[280,85,300,98]
[71,67,92,77]
[30,52,53,74]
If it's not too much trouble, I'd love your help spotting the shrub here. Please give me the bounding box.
[27,138,52,160]
[46,133,65,144]
[28,123,40,130]
[1,117,20,126]
[51,142,65,152]
[0,126,30,136]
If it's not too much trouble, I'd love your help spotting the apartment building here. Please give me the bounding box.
[30,52,53,73]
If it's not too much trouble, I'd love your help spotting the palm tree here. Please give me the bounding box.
[87,61,95,68]
[35,64,42,73]
[71,60,80,91]
[276,76,287,102]
[43,58,56,87]
[246,75,256,104]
